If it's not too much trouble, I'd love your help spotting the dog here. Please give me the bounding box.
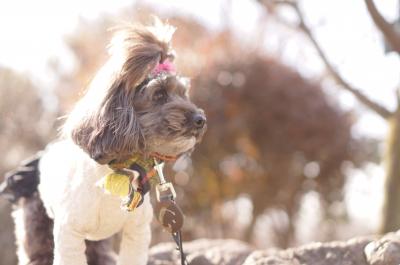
[4,19,206,265]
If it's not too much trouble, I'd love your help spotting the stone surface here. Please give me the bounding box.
[148,232,400,265]
[148,239,252,265]
[364,231,400,265]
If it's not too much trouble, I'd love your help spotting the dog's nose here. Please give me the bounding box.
[192,113,206,129]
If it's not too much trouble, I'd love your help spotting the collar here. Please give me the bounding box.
[108,152,177,172]
[105,152,178,211]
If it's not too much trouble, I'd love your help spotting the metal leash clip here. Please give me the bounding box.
[153,159,183,234]
[154,160,176,202]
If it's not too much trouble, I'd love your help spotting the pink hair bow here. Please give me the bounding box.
[152,60,176,76]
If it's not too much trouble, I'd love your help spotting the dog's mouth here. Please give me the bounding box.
[147,136,197,158]
[141,113,207,159]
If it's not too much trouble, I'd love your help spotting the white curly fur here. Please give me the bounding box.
[38,139,153,265]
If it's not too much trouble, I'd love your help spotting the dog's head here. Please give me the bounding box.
[64,20,206,164]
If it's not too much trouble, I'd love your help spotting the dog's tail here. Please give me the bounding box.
[0,152,42,203]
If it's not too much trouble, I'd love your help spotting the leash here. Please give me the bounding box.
[172,231,188,265]
[153,159,189,265]
[103,154,189,265]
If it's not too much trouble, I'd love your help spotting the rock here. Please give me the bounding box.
[364,231,400,265]
[148,233,400,265]
[148,239,252,265]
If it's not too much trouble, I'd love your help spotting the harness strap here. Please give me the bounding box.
[118,165,150,210]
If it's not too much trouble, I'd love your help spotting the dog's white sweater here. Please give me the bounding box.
[38,139,153,265]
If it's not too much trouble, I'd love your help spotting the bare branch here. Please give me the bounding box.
[269,1,393,119]
[364,0,400,54]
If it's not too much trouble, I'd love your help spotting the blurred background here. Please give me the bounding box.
[0,0,399,264]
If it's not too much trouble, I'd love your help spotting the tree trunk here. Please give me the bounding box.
[381,113,400,233]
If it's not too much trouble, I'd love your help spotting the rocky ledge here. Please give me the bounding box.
[148,231,400,265]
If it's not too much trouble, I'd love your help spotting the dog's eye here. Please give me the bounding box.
[153,90,168,103]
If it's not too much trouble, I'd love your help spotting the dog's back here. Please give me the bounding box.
[1,152,116,265]
[0,153,41,203]
[0,153,55,264]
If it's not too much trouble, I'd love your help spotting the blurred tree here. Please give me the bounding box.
[187,40,369,247]
[0,68,54,169]
[259,0,400,233]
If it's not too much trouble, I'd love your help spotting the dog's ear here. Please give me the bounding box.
[109,19,176,91]
[70,81,144,164]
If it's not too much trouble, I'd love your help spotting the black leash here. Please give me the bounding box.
[172,230,188,265]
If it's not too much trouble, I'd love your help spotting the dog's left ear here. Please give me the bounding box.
[110,19,176,91]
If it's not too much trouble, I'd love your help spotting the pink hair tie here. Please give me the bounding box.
[152,60,176,76]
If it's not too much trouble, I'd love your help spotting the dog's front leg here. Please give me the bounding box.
[118,204,153,265]
[53,222,87,265]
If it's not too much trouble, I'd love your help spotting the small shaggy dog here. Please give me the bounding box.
[5,20,206,265]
